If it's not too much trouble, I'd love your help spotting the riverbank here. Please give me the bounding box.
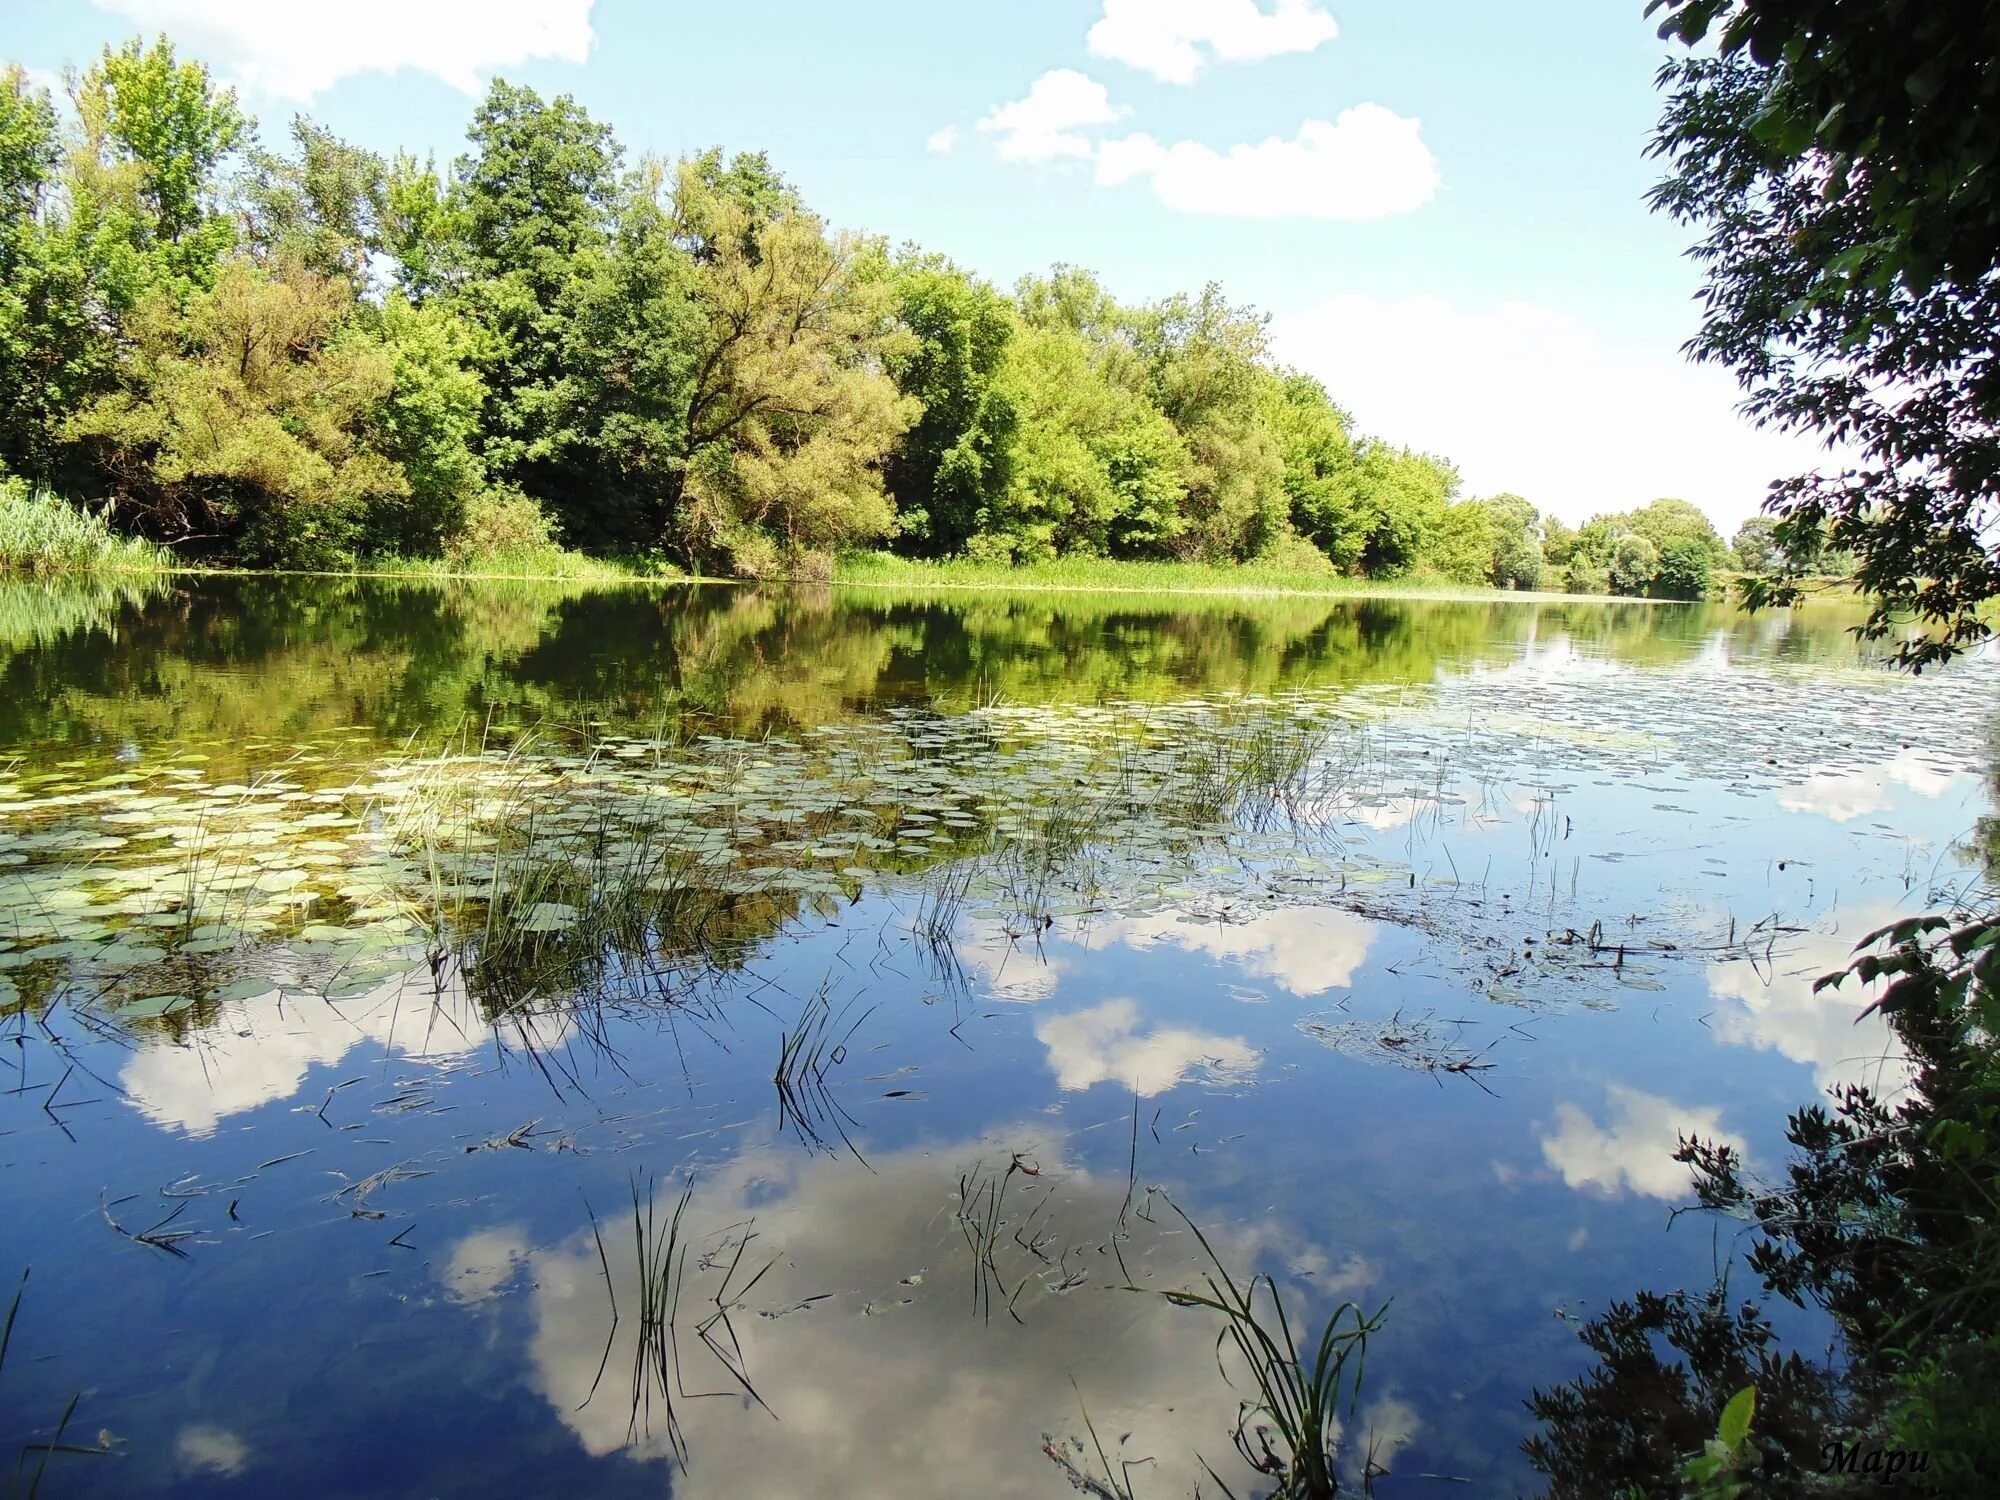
[830,550,1628,604]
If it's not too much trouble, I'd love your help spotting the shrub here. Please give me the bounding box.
[1562,555,1609,595]
[1653,535,1715,600]
[445,486,559,564]
[1254,528,1338,577]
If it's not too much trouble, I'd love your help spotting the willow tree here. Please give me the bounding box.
[64,256,404,566]
[668,159,914,576]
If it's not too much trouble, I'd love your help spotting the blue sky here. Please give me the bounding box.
[5,0,1827,530]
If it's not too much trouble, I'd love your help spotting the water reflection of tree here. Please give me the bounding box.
[1526,875,2000,1495]
[3,576,1884,767]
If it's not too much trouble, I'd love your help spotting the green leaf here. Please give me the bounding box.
[1717,1385,1756,1448]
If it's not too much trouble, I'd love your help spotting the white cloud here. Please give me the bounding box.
[1035,997,1258,1096]
[440,1225,533,1306]
[120,969,568,1136]
[1707,908,1910,1092]
[506,1130,1317,1492]
[977,69,1127,163]
[1269,293,1838,531]
[955,918,1067,1001]
[1091,907,1377,995]
[1539,1083,1744,1200]
[925,124,961,154]
[1775,749,1968,824]
[1096,105,1438,220]
[177,1425,250,1477]
[88,0,596,100]
[1087,0,1340,84]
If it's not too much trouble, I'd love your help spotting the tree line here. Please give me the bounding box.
[2,36,1746,594]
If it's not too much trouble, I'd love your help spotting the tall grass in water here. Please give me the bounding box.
[1136,1199,1389,1498]
[3,1268,101,1496]
[0,481,164,576]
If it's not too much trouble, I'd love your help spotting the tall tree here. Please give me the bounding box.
[1131,284,1286,561]
[451,81,621,508]
[1265,372,1363,570]
[69,35,247,296]
[241,117,385,286]
[1649,0,2000,665]
[667,158,914,574]
[882,254,1018,557]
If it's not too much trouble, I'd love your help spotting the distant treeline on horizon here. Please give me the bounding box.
[1,37,1800,595]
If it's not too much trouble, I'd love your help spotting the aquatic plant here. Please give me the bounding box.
[0,482,165,577]
[1133,1198,1389,1498]
[2,1270,100,1497]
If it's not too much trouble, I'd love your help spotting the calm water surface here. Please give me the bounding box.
[1,577,1993,1497]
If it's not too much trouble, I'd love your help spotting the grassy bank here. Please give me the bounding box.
[832,549,1637,603]
[338,546,684,585]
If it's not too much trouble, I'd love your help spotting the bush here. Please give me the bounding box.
[1609,533,1660,596]
[445,486,558,564]
[1562,555,1609,595]
[0,479,164,575]
[1653,535,1715,600]
[1253,529,1338,577]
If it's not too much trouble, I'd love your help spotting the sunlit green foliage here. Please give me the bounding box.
[64,255,404,567]
[1485,494,1546,590]
[882,255,1017,557]
[668,158,914,576]
[982,321,1189,561]
[0,31,1744,586]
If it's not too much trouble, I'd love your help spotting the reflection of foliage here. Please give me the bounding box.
[1525,1283,1842,1499]
[1532,885,2000,1496]
[1680,908,2000,1356]
[8,576,1826,759]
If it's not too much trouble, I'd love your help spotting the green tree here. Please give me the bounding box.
[1649,0,2000,665]
[882,255,1018,556]
[668,159,914,575]
[0,66,76,480]
[70,35,247,297]
[240,117,385,286]
[1653,534,1714,600]
[1484,493,1545,589]
[1609,533,1661,597]
[450,80,621,507]
[1131,283,1286,560]
[344,293,486,554]
[983,322,1188,560]
[1624,497,1728,568]
[64,256,403,566]
[1542,515,1580,568]
[1353,443,1457,575]
[1265,372,1363,570]
[1428,498,1498,585]
[1731,515,1780,573]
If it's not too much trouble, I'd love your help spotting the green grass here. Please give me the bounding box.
[0,482,166,577]
[833,550,1626,603]
[341,546,686,585]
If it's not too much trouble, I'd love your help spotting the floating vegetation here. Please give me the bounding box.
[1296,1009,1496,1081]
[4,632,1996,1085]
